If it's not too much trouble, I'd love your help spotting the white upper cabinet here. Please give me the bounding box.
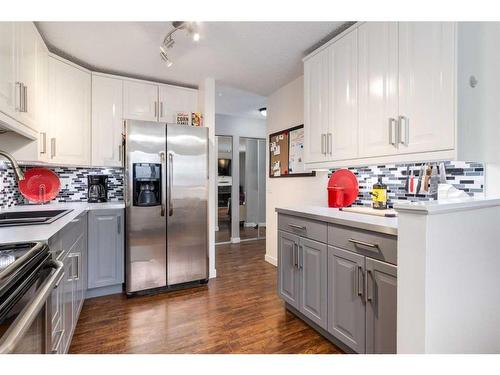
[91,74,123,167]
[398,22,455,154]
[48,56,91,165]
[304,48,330,163]
[35,31,49,161]
[158,85,198,124]
[16,22,38,130]
[358,22,399,158]
[304,22,456,167]
[0,22,16,120]
[328,29,358,161]
[123,80,158,122]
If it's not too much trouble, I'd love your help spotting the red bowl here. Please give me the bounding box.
[18,168,61,203]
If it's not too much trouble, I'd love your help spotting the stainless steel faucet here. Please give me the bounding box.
[0,150,25,181]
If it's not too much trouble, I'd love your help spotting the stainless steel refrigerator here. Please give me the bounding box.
[124,120,208,294]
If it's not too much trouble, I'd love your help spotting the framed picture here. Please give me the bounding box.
[269,124,316,178]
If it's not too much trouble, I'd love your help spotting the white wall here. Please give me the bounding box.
[215,113,266,241]
[198,77,217,278]
[457,22,500,197]
[265,76,329,266]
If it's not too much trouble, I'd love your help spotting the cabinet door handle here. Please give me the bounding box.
[388,118,398,147]
[327,133,332,155]
[50,138,56,159]
[288,223,306,231]
[15,82,22,111]
[23,84,27,113]
[160,102,164,118]
[367,269,374,302]
[399,116,409,146]
[118,144,123,163]
[293,243,298,268]
[298,245,303,270]
[320,133,326,155]
[51,329,65,354]
[117,216,121,234]
[348,238,379,250]
[40,132,47,154]
[357,266,364,297]
[154,101,158,118]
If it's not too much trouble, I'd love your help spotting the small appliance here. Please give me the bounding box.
[327,169,359,208]
[87,175,108,203]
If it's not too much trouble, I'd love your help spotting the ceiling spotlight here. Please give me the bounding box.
[192,32,200,42]
[259,107,267,117]
[160,46,173,67]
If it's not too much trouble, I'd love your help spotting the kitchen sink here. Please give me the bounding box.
[0,209,72,227]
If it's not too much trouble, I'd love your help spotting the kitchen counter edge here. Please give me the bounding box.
[275,207,398,236]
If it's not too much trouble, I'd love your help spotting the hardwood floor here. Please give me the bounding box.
[69,240,342,354]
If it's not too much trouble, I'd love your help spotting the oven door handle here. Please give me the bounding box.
[0,260,63,354]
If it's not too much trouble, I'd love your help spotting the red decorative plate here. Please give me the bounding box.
[18,168,61,203]
[328,169,359,207]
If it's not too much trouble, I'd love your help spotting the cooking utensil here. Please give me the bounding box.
[439,162,447,183]
[416,165,425,194]
[18,168,61,203]
[327,169,359,208]
[404,165,410,192]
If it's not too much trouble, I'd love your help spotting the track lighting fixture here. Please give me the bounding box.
[259,107,267,117]
[160,21,200,67]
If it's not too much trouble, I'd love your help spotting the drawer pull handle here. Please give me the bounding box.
[348,238,379,249]
[288,223,306,230]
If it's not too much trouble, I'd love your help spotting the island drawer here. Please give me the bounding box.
[328,224,397,265]
[278,213,327,243]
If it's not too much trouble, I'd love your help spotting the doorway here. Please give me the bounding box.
[216,135,233,244]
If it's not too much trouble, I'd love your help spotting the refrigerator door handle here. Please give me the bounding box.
[159,151,166,217]
[168,152,174,217]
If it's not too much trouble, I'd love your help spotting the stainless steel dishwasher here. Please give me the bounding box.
[0,242,63,354]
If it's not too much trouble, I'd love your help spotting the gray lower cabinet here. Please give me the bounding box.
[277,230,328,329]
[327,246,366,353]
[277,231,300,308]
[299,237,327,329]
[276,212,398,354]
[88,209,124,290]
[365,258,397,354]
[48,212,88,354]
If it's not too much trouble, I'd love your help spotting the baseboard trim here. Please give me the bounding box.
[244,222,257,227]
[86,284,123,299]
[265,254,277,267]
[231,237,241,244]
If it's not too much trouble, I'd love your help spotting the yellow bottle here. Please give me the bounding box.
[371,177,388,210]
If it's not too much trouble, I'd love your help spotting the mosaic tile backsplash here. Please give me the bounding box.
[0,161,124,209]
[329,161,485,208]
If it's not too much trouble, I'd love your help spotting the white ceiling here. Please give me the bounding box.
[36,21,346,96]
[215,84,267,119]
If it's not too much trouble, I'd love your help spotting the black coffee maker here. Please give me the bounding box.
[87,175,108,203]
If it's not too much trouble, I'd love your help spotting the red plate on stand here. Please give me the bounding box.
[327,169,359,208]
[18,168,61,203]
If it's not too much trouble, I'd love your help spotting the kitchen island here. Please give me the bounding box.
[275,205,398,354]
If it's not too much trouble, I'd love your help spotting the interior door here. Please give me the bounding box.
[327,246,366,353]
[358,22,399,158]
[277,230,300,309]
[365,257,397,354]
[398,22,455,154]
[167,124,208,285]
[328,29,359,161]
[304,49,329,163]
[123,80,158,122]
[299,237,328,329]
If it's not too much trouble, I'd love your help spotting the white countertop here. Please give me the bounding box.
[0,202,125,245]
[394,196,500,215]
[276,205,398,236]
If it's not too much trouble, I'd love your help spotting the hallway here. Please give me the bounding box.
[69,240,342,354]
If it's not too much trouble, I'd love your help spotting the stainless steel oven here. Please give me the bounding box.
[0,242,63,354]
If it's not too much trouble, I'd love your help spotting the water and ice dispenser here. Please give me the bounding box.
[132,163,161,206]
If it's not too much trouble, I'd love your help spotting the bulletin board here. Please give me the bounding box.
[269,124,316,178]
